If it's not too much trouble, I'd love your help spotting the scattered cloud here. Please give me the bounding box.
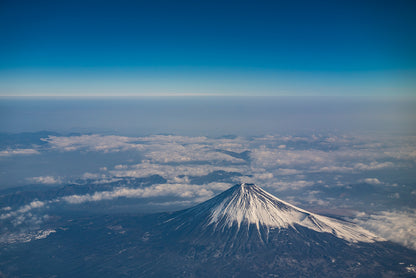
[33,133,413,201]
[354,162,394,171]
[385,148,416,161]
[2,132,415,253]
[41,135,145,152]
[0,148,39,156]
[275,168,303,175]
[353,210,416,250]
[1,200,46,220]
[360,178,382,185]
[28,176,62,185]
[81,172,101,179]
[108,162,245,184]
[267,180,315,191]
[250,147,329,168]
[62,182,231,204]
[313,166,354,173]
[144,142,244,163]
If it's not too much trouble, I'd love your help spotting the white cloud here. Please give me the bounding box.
[0,200,46,220]
[81,172,101,179]
[250,147,329,168]
[253,172,274,180]
[0,148,40,156]
[109,161,245,184]
[246,135,405,177]
[313,166,354,173]
[353,210,416,250]
[384,148,416,161]
[310,162,395,173]
[141,135,209,144]
[360,178,382,185]
[388,192,400,199]
[42,135,145,153]
[91,177,122,184]
[28,176,62,184]
[354,161,394,171]
[26,133,412,203]
[0,181,234,228]
[275,168,303,175]
[144,142,244,163]
[267,180,315,191]
[302,191,330,206]
[41,134,248,164]
[62,182,231,204]
[142,135,249,164]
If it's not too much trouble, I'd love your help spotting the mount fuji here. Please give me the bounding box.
[1,183,416,277]
[166,183,380,244]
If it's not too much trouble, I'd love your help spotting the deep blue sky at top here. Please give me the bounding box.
[0,0,415,96]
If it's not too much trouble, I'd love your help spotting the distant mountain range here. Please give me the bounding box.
[1,183,415,277]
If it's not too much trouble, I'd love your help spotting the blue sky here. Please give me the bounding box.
[0,0,415,96]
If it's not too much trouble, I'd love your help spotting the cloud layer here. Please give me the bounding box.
[1,132,415,249]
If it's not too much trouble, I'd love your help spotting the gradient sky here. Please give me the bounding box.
[0,0,415,96]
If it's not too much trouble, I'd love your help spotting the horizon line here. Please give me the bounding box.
[1,94,415,99]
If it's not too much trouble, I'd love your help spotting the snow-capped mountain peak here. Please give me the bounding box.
[189,183,381,243]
